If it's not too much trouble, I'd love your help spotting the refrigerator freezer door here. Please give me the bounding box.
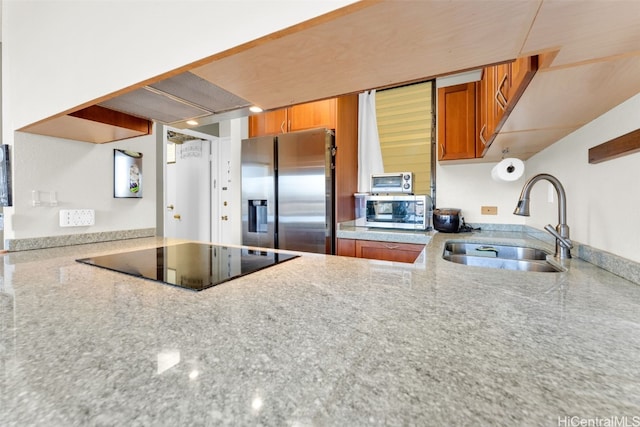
[277,129,334,254]
[241,136,276,249]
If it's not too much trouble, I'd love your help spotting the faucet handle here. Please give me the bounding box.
[544,224,573,249]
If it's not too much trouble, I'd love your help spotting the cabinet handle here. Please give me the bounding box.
[384,243,400,250]
[440,143,445,158]
[479,124,487,146]
[495,73,509,111]
[280,121,286,133]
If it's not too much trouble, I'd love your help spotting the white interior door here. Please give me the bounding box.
[215,135,233,245]
[164,128,213,242]
[165,155,178,238]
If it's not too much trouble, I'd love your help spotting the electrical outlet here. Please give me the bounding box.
[59,209,95,227]
[481,206,498,215]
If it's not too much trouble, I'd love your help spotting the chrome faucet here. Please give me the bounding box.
[514,173,572,259]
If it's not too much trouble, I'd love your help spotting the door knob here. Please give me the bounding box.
[173,214,181,220]
[167,204,174,210]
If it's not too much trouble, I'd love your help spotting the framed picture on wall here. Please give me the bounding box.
[0,145,12,206]
[114,149,143,198]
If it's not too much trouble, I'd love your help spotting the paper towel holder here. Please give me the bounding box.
[492,150,525,182]
[502,148,516,173]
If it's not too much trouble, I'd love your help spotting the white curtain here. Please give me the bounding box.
[357,90,384,193]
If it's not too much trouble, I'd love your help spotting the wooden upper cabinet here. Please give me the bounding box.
[249,98,337,138]
[478,65,502,156]
[507,56,538,110]
[437,82,477,160]
[439,55,538,160]
[476,79,486,158]
[248,109,287,137]
[493,63,510,130]
[288,98,337,132]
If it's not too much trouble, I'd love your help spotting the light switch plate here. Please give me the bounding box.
[481,206,498,215]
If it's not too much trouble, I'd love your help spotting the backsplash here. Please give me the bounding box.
[471,222,640,286]
[5,228,156,251]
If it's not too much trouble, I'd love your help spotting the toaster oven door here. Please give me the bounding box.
[364,197,426,229]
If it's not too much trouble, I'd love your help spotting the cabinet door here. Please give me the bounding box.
[337,238,356,257]
[288,99,337,132]
[493,63,510,130]
[248,109,287,137]
[355,240,423,263]
[477,78,488,157]
[437,83,477,160]
[478,67,500,156]
[508,56,538,110]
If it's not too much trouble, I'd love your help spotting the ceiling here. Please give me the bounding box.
[19,0,640,157]
[97,71,251,125]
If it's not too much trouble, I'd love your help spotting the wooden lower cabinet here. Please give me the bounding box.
[337,238,356,257]
[337,238,424,263]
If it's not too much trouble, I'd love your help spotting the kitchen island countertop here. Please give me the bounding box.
[1,231,639,426]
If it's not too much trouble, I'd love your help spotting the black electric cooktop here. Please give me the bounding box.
[76,243,299,291]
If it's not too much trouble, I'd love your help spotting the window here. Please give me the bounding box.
[375,81,434,196]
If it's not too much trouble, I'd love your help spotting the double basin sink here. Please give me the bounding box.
[442,242,564,273]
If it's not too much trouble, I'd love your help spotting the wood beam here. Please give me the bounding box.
[589,128,640,164]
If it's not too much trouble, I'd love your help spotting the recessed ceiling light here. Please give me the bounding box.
[249,106,263,113]
[186,120,199,126]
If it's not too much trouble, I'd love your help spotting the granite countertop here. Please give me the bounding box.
[1,231,639,425]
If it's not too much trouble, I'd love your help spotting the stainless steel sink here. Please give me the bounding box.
[443,242,548,260]
[442,242,563,273]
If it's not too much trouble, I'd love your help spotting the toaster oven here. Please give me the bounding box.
[370,172,413,194]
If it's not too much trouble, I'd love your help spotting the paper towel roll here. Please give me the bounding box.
[491,158,524,182]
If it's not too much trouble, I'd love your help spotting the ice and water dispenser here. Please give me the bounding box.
[248,199,268,233]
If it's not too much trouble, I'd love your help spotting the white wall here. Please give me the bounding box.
[9,131,156,239]
[436,162,526,225]
[525,92,640,263]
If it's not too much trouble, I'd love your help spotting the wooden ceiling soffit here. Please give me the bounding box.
[68,105,151,133]
[21,105,151,144]
[589,128,640,164]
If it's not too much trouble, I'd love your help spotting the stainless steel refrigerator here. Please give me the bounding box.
[241,128,335,254]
